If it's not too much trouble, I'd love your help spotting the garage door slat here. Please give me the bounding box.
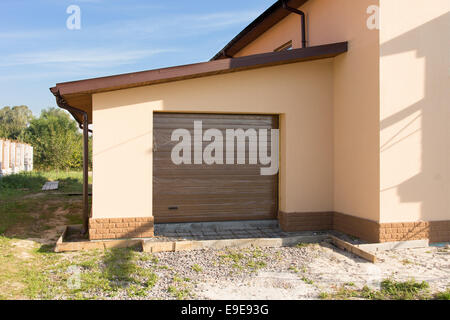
[153,113,279,223]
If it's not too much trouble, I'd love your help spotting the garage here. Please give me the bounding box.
[153,113,279,223]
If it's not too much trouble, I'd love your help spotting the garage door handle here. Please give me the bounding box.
[168,206,178,210]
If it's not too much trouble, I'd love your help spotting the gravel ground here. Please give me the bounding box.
[131,241,450,300]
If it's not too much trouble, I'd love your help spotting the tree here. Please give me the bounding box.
[24,108,84,170]
[0,105,33,140]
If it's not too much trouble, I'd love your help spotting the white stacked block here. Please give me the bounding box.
[3,140,11,175]
[17,144,22,171]
[29,146,33,171]
[24,145,33,172]
[20,144,25,171]
[0,141,33,176]
[0,139,3,176]
[10,142,19,174]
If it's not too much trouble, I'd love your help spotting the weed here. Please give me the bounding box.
[380,279,429,300]
[289,266,299,273]
[328,279,431,300]
[191,264,203,273]
[301,277,314,285]
[435,289,450,300]
[319,292,330,299]
[168,285,191,300]
[345,282,355,287]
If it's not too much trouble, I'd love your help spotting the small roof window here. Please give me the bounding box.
[274,40,293,52]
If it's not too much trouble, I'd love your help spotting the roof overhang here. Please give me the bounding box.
[50,41,348,125]
[211,0,310,60]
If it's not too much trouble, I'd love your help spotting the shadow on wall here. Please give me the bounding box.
[380,12,450,221]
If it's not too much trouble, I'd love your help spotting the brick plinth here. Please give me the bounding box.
[278,211,450,243]
[333,212,380,243]
[380,221,450,243]
[89,217,154,240]
[278,211,333,232]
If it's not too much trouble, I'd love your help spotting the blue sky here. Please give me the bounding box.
[0,0,274,116]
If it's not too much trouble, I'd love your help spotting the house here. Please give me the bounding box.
[50,0,450,243]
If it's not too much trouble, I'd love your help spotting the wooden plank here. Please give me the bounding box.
[54,226,68,252]
[330,235,378,263]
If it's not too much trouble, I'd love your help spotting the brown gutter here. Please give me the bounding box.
[55,42,348,97]
[50,87,90,235]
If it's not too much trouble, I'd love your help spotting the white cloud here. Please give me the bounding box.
[90,9,261,39]
[0,48,175,68]
[0,8,260,41]
[0,30,55,39]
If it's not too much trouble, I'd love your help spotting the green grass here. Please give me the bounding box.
[0,180,159,300]
[435,289,450,300]
[380,279,429,299]
[3,246,163,300]
[0,172,47,192]
[345,282,355,287]
[0,170,92,197]
[166,273,193,300]
[219,247,269,273]
[0,199,36,234]
[65,212,83,225]
[191,264,203,273]
[144,272,158,288]
[0,170,92,237]
[219,250,244,263]
[301,277,314,285]
[319,292,330,299]
[167,285,190,300]
[288,266,299,273]
[326,279,432,300]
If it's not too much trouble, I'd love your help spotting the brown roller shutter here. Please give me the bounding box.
[153,113,278,223]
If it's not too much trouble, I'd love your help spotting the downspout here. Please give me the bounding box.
[50,88,90,235]
[281,0,307,48]
[79,123,93,134]
[221,49,233,59]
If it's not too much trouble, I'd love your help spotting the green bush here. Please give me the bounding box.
[0,172,47,191]
[23,108,85,170]
[1,105,92,171]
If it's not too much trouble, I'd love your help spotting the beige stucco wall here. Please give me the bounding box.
[92,98,153,218]
[234,12,303,57]
[92,59,334,219]
[236,0,381,222]
[315,0,380,222]
[379,0,450,222]
[301,0,381,222]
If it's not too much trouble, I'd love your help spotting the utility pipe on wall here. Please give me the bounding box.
[50,88,90,235]
[281,0,307,48]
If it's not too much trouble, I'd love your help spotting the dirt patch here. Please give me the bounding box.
[197,272,320,300]
[11,240,38,260]
[22,193,47,199]
[4,196,82,244]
